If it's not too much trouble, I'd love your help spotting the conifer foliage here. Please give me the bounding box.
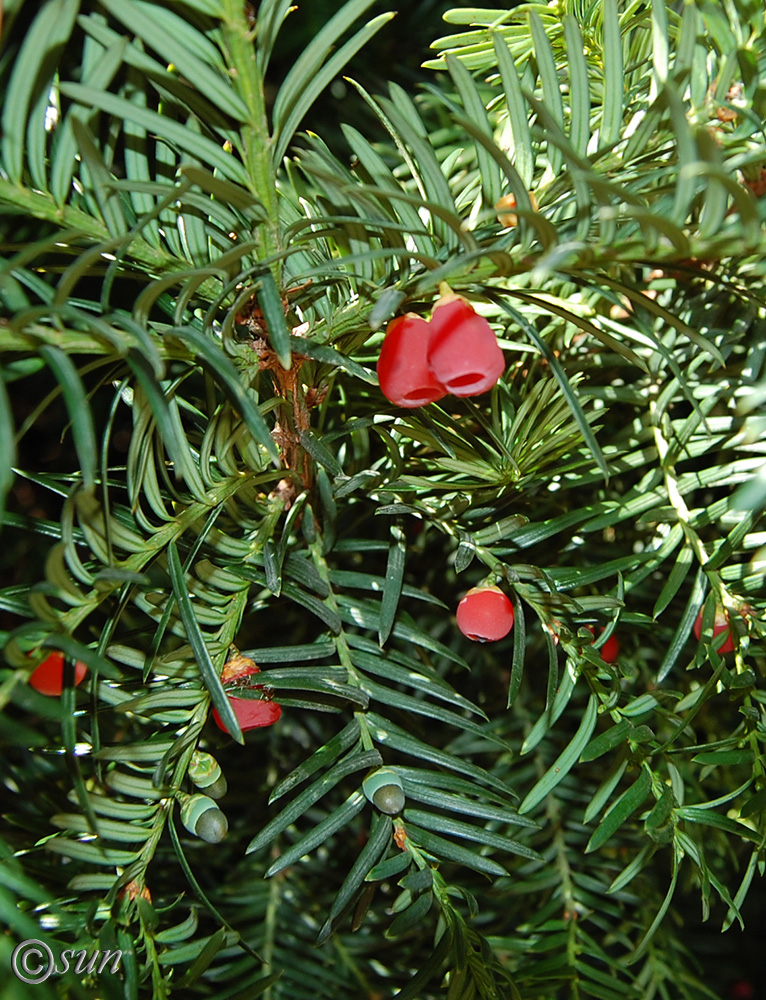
[1,1,765,997]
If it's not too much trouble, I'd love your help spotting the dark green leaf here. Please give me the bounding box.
[627,846,680,964]
[1,0,79,183]
[245,641,336,664]
[586,767,652,853]
[0,374,16,526]
[519,695,599,814]
[125,351,210,500]
[491,298,608,479]
[653,542,693,619]
[580,720,632,763]
[521,658,574,755]
[99,0,248,122]
[528,10,564,173]
[453,531,475,574]
[600,0,623,149]
[507,590,526,708]
[299,431,342,478]
[273,7,395,162]
[645,785,676,841]
[400,781,537,829]
[166,541,240,742]
[175,927,230,988]
[58,83,250,185]
[262,539,281,596]
[404,809,542,862]
[379,522,405,647]
[317,812,392,943]
[492,33,534,187]
[386,890,432,938]
[257,667,368,708]
[264,791,366,877]
[676,806,761,843]
[366,851,411,882]
[336,597,468,667]
[691,748,755,766]
[70,118,128,236]
[270,719,360,802]
[657,567,705,683]
[255,270,292,370]
[392,931,452,1000]
[403,823,508,878]
[367,713,510,796]
[564,15,590,156]
[167,326,280,464]
[247,749,381,854]
[37,346,97,491]
[361,677,485,734]
[347,635,476,719]
[445,53,501,206]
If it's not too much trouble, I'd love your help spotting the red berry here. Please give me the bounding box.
[213,696,282,733]
[730,980,754,1000]
[693,607,735,654]
[377,313,447,408]
[214,654,281,733]
[29,651,87,696]
[586,625,619,663]
[599,634,620,663]
[456,585,514,642]
[427,295,505,397]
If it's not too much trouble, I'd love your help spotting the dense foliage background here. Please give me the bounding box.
[1,1,766,998]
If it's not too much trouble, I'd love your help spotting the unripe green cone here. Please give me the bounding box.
[202,774,228,800]
[195,808,228,843]
[363,767,405,815]
[180,793,228,843]
[189,751,228,800]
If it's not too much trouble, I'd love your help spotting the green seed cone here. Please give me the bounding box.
[189,751,228,799]
[180,793,228,843]
[362,768,405,815]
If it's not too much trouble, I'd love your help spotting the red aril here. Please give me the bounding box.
[586,625,619,663]
[456,585,514,642]
[213,696,282,733]
[693,607,735,654]
[427,295,504,397]
[213,654,281,733]
[377,313,447,408]
[29,651,87,696]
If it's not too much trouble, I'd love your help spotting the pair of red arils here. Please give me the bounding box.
[377,293,505,408]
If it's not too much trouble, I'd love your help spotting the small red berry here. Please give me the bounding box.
[377,313,447,408]
[456,585,514,642]
[730,980,754,1000]
[427,295,505,397]
[693,607,735,654]
[599,634,620,663]
[213,696,282,733]
[29,651,87,696]
[214,654,281,733]
[585,625,619,663]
